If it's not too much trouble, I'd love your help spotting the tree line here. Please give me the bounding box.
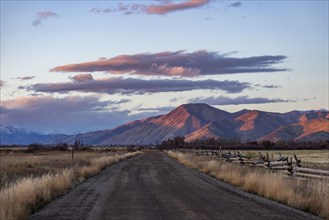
[159,136,329,150]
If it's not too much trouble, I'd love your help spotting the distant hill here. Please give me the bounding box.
[1,104,328,145]
[0,126,68,145]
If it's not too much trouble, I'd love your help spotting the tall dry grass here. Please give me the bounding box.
[0,169,74,220]
[0,151,140,220]
[77,153,138,179]
[0,151,116,190]
[167,151,329,219]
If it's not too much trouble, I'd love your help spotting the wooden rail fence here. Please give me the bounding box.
[172,148,329,180]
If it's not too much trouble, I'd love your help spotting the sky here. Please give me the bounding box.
[0,0,328,134]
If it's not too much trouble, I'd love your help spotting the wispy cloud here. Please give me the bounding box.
[262,84,280,89]
[1,95,106,111]
[227,2,242,8]
[32,11,57,27]
[0,95,135,133]
[254,84,281,89]
[51,50,287,77]
[109,99,131,104]
[16,76,35,81]
[24,77,250,94]
[138,106,175,113]
[147,0,209,14]
[90,0,209,15]
[0,80,5,88]
[189,95,295,105]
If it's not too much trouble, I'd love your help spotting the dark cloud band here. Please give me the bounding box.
[51,50,287,77]
[25,77,250,94]
[189,95,294,105]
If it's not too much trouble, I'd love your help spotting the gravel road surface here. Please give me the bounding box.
[30,152,321,220]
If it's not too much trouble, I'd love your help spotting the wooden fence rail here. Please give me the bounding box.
[172,148,329,180]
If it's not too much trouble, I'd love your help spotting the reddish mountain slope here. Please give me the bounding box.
[234,110,291,141]
[298,118,329,139]
[236,110,259,131]
[261,115,329,142]
[184,120,237,142]
[98,103,234,145]
[60,104,329,145]
[3,104,328,145]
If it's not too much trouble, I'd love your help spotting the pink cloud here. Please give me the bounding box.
[71,73,94,82]
[150,63,201,76]
[90,0,209,15]
[32,11,57,27]
[147,0,209,14]
[1,95,128,111]
[51,50,287,77]
[0,95,135,133]
[1,96,96,110]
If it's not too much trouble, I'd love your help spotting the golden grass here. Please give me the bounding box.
[167,151,329,219]
[0,150,125,189]
[77,153,136,179]
[0,169,74,220]
[0,151,140,220]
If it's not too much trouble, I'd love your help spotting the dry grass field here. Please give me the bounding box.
[0,148,141,220]
[0,149,125,189]
[167,151,329,219]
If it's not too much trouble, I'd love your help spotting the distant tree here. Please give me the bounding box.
[205,137,216,147]
[262,140,274,150]
[26,143,43,153]
[71,138,82,159]
[73,138,81,150]
[174,136,185,148]
[54,142,68,151]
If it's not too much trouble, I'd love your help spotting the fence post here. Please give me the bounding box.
[293,154,302,167]
[287,157,295,177]
[266,152,270,166]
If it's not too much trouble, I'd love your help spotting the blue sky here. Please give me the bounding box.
[1,0,328,133]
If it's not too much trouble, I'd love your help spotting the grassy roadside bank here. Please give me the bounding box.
[167,151,329,219]
[0,151,141,220]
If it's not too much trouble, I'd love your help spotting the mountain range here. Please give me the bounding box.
[0,126,69,145]
[1,103,328,145]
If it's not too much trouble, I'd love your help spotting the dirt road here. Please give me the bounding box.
[30,152,321,220]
